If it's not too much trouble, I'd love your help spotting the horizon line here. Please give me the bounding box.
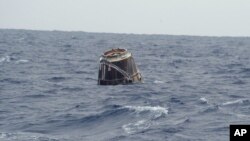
[1,27,249,38]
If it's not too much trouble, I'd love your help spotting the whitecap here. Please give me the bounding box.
[153,80,165,84]
[0,132,8,138]
[199,97,208,104]
[124,105,168,115]
[5,55,10,62]
[122,120,151,134]
[121,105,168,134]
[235,113,250,119]
[124,105,168,120]
[15,59,29,64]
[0,57,6,63]
[0,56,10,63]
[222,99,249,106]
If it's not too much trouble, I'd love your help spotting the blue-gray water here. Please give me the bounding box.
[0,29,250,141]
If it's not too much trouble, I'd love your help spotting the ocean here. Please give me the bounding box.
[0,29,250,141]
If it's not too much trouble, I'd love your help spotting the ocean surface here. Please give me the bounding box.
[0,29,250,141]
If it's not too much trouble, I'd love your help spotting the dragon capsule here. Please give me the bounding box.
[98,48,142,85]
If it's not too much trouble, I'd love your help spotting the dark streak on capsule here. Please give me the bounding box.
[98,48,142,85]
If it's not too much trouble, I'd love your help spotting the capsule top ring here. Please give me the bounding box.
[101,48,131,62]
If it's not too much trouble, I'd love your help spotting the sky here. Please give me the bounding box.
[0,0,250,36]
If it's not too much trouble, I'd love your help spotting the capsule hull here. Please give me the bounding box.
[98,49,142,85]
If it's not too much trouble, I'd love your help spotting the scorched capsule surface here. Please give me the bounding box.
[98,48,142,85]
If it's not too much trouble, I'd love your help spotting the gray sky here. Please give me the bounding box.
[0,0,250,36]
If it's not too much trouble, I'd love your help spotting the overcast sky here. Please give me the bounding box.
[0,0,250,36]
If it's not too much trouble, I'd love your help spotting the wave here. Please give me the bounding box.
[0,55,10,63]
[199,97,208,104]
[0,132,62,141]
[61,87,83,92]
[0,55,29,64]
[15,59,29,64]
[122,105,168,134]
[40,105,169,135]
[75,105,168,124]
[124,105,168,116]
[0,78,27,84]
[0,57,6,63]
[198,98,250,115]
[23,94,47,99]
[222,99,250,106]
[240,68,250,73]
[153,80,165,84]
[122,120,151,134]
[200,105,220,113]
[47,76,69,82]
